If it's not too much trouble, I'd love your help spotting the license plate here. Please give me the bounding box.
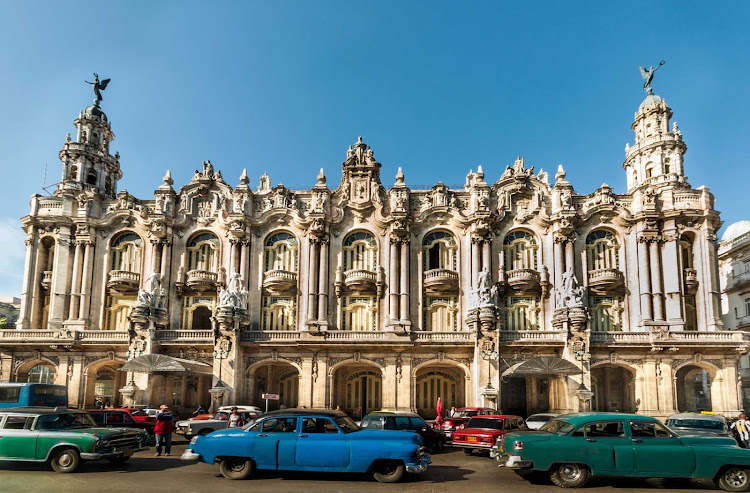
[124,450,133,457]
[468,436,478,443]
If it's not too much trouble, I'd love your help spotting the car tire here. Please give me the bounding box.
[107,456,131,465]
[373,461,406,483]
[463,448,473,455]
[219,457,255,480]
[717,467,750,492]
[550,463,589,488]
[50,448,80,473]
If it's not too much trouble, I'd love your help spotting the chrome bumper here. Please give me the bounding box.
[405,453,432,473]
[497,454,532,469]
[181,449,201,462]
[80,446,148,460]
[451,442,491,450]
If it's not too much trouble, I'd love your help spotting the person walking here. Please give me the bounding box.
[227,407,245,428]
[154,404,175,456]
[731,413,750,448]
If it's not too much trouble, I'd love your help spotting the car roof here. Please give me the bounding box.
[468,415,521,419]
[457,407,495,411]
[666,413,726,421]
[557,412,655,426]
[527,413,559,418]
[365,411,421,417]
[262,408,348,418]
[0,407,86,414]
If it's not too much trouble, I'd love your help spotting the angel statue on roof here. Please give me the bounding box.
[639,61,665,95]
[85,73,111,103]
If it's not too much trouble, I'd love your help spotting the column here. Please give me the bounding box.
[317,239,329,322]
[650,240,664,321]
[638,239,653,321]
[553,238,564,291]
[580,249,588,287]
[152,240,163,273]
[229,240,237,274]
[481,240,491,273]
[27,237,44,329]
[471,237,481,286]
[160,242,171,280]
[307,240,319,321]
[389,239,399,321]
[565,238,575,275]
[68,242,83,320]
[239,240,249,289]
[78,241,94,321]
[662,229,683,326]
[399,240,409,322]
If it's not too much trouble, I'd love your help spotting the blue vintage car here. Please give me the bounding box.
[181,409,431,482]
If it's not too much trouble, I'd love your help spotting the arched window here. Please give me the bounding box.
[27,364,55,384]
[191,306,212,330]
[503,231,537,271]
[346,370,382,417]
[279,371,299,409]
[680,238,694,270]
[664,157,671,174]
[110,233,142,273]
[343,231,377,271]
[86,168,97,186]
[105,296,136,331]
[416,370,458,419]
[645,162,654,180]
[422,231,457,271]
[94,367,116,404]
[423,298,458,331]
[262,297,296,331]
[586,230,619,271]
[342,297,375,331]
[187,233,220,272]
[105,178,113,196]
[589,296,623,332]
[69,165,78,181]
[677,366,712,412]
[264,232,298,272]
[504,296,539,330]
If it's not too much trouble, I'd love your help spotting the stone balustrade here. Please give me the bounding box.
[590,330,750,345]
[186,270,218,292]
[107,270,141,292]
[325,330,386,341]
[77,330,129,341]
[500,330,566,342]
[155,330,214,342]
[0,330,58,340]
[412,331,473,342]
[242,330,301,342]
[587,268,625,293]
[343,269,377,292]
[262,270,298,293]
[506,269,541,291]
[422,269,459,293]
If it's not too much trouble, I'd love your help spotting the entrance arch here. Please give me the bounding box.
[415,366,465,419]
[591,364,636,413]
[247,362,299,411]
[15,359,58,384]
[331,364,383,420]
[84,359,127,408]
[676,364,713,412]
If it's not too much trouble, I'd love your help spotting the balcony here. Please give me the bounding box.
[242,330,302,342]
[423,269,459,294]
[683,268,698,294]
[587,268,625,294]
[40,271,52,290]
[412,331,474,343]
[344,269,377,293]
[185,270,218,292]
[324,330,387,341]
[155,330,214,343]
[728,270,750,291]
[500,330,566,343]
[590,330,750,346]
[107,270,141,293]
[262,270,297,294]
[506,269,541,292]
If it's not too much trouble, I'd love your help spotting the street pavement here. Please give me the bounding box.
[0,440,719,493]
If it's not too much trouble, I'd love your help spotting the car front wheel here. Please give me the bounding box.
[219,457,254,480]
[550,463,589,488]
[50,448,80,473]
[718,467,750,492]
[373,461,406,483]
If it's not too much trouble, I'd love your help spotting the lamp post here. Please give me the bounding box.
[574,349,591,391]
[209,343,230,412]
[481,341,500,408]
[213,345,230,388]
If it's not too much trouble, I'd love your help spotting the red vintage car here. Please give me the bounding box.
[431,407,496,439]
[451,415,526,454]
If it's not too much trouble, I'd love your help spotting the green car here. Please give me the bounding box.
[493,412,750,492]
[0,407,149,473]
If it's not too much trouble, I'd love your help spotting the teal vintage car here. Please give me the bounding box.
[493,412,750,491]
[0,407,149,473]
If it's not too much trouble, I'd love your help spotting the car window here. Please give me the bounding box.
[360,416,383,429]
[3,415,32,430]
[468,418,503,430]
[91,413,105,425]
[335,416,360,433]
[301,417,339,434]
[630,421,672,438]
[667,418,725,431]
[539,419,575,435]
[384,417,396,430]
[248,420,262,431]
[581,421,626,438]
[106,413,124,424]
[394,416,412,430]
[262,417,297,433]
[410,417,428,429]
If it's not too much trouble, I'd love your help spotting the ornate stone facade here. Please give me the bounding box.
[1,89,747,419]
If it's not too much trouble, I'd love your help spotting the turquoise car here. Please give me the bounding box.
[493,412,750,491]
[181,409,431,482]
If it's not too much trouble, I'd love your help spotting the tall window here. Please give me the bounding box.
[503,231,537,271]
[745,297,750,317]
[664,158,671,174]
[264,232,298,272]
[423,297,458,331]
[586,230,619,271]
[343,232,377,271]
[680,238,694,269]
[684,295,698,331]
[27,364,55,384]
[342,297,375,331]
[183,296,215,330]
[262,297,296,331]
[187,233,220,272]
[110,233,142,273]
[504,296,539,330]
[589,296,623,332]
[422,231,457,271]
[105,296,136,331]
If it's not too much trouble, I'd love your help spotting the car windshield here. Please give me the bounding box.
[528,415,555,422]
[130,410,148,417]
[37,413,96,430]
[539,419,575,435]
[455,410,479,418]
[360,415,383,429]
[667,418,725,431]
[467,418,503,430]
[336,416,361,433]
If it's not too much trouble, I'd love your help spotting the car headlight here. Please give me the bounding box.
[99,439,111,449]
[190,436,198,445]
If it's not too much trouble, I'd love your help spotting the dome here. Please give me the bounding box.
[721,220,750,243]
[638,93,662,111]
[83,103,107,122]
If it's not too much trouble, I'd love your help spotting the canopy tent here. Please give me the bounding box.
[501,356,580,378]
[118,354,213,375]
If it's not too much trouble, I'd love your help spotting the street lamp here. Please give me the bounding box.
[574,349,591,391]
[481,343,500,390]
[213,345,230,387]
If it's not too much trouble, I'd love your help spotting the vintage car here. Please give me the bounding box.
[666,412,732,438]
[431,407,497,438]
[176,406,262,439]
[0,407,149,473]
[86,408,156,444]
[492,412,750,491]
[360,410,447,452]
[452,415,526,454]
[525,413,559,430]
[181,409,431,482]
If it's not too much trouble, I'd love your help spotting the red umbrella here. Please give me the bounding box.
[435,396,443,424]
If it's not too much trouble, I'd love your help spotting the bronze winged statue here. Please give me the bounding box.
[85,73,111,103]
[639,61,665,95]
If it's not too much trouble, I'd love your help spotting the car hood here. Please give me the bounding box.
[72,427,145,438]
[503,430,552,444]
[678,435,739,447]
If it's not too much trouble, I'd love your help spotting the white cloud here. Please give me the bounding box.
[0,217,26,298]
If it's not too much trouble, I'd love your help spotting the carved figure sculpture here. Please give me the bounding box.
[639,61,665,95]
[85,73,111,103]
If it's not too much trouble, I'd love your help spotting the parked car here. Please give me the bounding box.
[493,412,750,491]
[361,410,447,453]
[86,408,156,444]
[525,413,559,430]
[452,415,526,455]
[666,413,732,437]
[181,409,431,482]
[176,406,262,439]
[431,407,497,439]
[0,407,149,473]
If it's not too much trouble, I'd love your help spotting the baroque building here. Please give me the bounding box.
[1,85,747,419]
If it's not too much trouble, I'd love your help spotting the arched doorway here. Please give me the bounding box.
[591,365,636,412]
[94,367,117,407]
[332,364,383,420]
[25,364,56,383]
[676,365,713,412]
[248,363,299,411]
[415,366,465,418]
[84,361,126,408]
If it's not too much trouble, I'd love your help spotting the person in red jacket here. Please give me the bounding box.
[154,404,175,456]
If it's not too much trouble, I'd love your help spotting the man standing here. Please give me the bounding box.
[731,413,750,448]
[154,404,175,456]
[448,407,457,418]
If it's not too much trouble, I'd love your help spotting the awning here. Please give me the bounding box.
[502,356,580,377]
[118,354,213,375]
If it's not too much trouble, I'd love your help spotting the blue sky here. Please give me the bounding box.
[0,1,748,297]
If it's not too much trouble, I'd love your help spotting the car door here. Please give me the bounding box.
[294,417,350,469]
[576,421,634,474]
[0,414,37,459]
[253,417,298,470]
[628,420,696,476]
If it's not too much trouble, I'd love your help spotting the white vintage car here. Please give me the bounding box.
[175,406,262,439]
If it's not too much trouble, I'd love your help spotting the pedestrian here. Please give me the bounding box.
[449,406,457,418]
[192,404,206,417]
[731,413,750,448]
[335,405,341,411]
[227,407,245,428]
[154,404,174,456]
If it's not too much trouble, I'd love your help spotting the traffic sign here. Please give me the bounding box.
[262,393,280,400]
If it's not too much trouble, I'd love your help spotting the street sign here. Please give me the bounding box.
[262,393,280,400]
